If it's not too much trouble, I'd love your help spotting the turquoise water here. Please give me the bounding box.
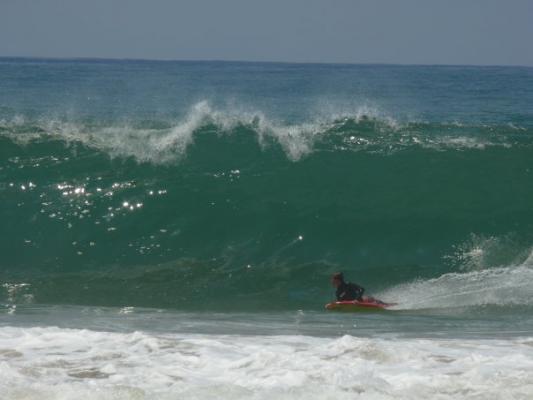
[1,58,533,399]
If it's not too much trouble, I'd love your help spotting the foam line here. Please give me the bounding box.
[1,327,533,399]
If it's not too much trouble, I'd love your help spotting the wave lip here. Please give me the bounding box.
[2,101,531,164]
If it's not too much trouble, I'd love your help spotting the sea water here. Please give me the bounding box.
[1,58,533,399]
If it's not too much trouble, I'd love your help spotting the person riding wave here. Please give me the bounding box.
[328,272,393,309]
[331,272,365,301]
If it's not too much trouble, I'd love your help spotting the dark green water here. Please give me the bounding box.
[1,59,533,312]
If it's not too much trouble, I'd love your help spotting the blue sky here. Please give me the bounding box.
[1,0,532,66]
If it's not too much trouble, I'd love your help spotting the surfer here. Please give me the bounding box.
[326,272,396,310]
[331,272,366,301]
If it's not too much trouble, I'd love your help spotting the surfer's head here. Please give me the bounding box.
[331,272,345,288]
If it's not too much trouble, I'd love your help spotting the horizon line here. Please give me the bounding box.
[0,55,531,69]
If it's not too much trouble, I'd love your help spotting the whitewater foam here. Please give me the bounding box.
[379,264,533,311]
[375,232,533,311]
[0,326,532,399]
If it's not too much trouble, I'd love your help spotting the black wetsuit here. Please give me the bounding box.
[336,282,365,301]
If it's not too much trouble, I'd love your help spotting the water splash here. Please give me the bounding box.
[2,101,528,164]
[380,237,533,310]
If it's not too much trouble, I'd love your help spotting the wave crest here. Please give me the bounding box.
[1,101,531,164]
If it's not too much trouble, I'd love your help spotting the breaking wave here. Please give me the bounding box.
[2,101,531,164]
[380,237,533,311]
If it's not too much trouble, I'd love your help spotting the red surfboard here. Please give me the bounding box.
[325,298,397,312]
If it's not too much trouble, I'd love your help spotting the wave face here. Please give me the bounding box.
[1,58,533,311]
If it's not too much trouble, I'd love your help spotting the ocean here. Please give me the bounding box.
[1,57,533,399]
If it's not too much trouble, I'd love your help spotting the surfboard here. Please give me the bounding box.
[325,299,397,312]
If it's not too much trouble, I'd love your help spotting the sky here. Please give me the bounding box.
[1,0,532,66]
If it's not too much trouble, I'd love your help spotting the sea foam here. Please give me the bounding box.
[0,326,532,399]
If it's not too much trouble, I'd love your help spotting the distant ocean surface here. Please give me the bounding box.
[1,58,533,399]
